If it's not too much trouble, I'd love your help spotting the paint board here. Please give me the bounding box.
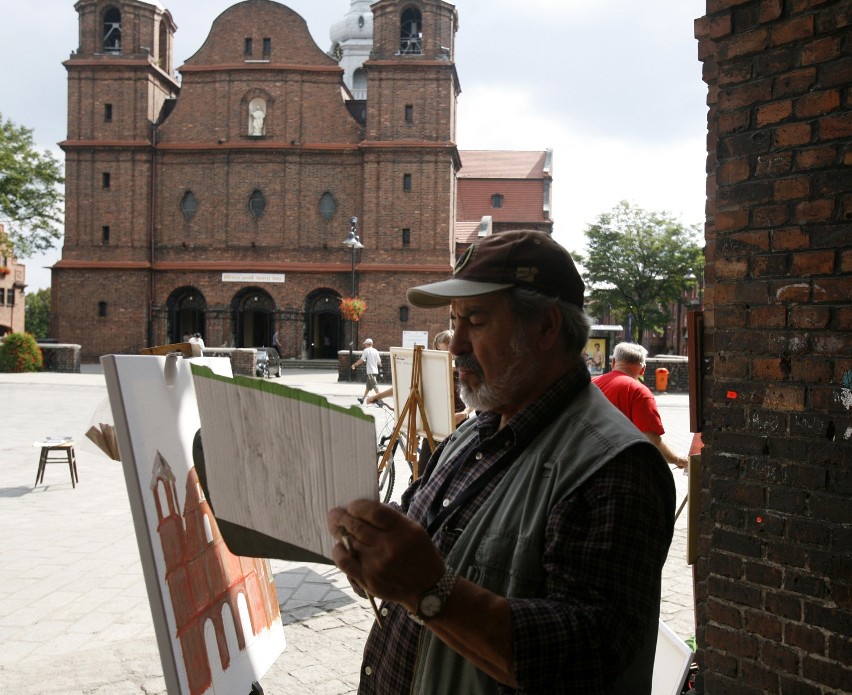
[390,347,455,441]
[102,354,286,695]
[190,364,378,563]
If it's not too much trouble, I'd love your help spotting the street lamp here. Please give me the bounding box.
[343,216,364,381]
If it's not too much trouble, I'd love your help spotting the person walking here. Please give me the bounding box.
[352,338,382,402]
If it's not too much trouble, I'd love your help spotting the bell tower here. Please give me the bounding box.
[56,0,180,352]
[360,0,460,265]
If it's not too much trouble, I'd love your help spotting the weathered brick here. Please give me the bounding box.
[771,227,809,251]
[770,15,814,47]
[751,357,787,380]
[789,305,831,329]
[716,207,750,231]
[795,145,837,170]
[765,591,802,621]
[795,89,842,118]
[772,67,818,98]
[794,199,834,224]
[719,157,751,183]
[756,99,792,127]
[749,304,787,329]
[820,112,852,139]
[801,36,841,65]
[791,249,835,276]
[774,176,810,201]
[762,640,801,673]
[753,204,790,227]
[740,658,780,692]
[774,122,813,147]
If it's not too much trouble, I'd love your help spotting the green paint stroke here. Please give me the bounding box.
[190,364,374,423]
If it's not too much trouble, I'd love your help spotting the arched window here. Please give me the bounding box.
[249,190,266,219]
[103,7,121,53]
[319,192,337,221]
[248,98,266,136]
[400,8,422,55]
[352,68,367,100]
[181,191,198,220]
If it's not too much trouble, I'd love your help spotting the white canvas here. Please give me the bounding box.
[390,347,455,441]
[651,619,694,695]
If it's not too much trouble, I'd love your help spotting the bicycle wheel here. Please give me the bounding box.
[377,439,397,504]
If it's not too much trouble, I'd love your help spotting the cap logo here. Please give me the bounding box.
[453,245,475,275]
[516,266,538,284]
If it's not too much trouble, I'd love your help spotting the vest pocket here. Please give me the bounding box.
[472,530,543,596]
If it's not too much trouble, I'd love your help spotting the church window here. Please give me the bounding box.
[249,190,266,219]
[102,172,111,189]
[319,192,337,221]
[405,104,413,123]
[403,173,412,192]
[102,226,110,244]
[181,191,198,220]
[263,38,271,56]
[402,228,411,245]
[244,38,253,55]
[6,289,14,306]
[248,98,266,137]
[491,193,504,208]
[104,104,113,122]
[400,8,423,55]
[98,301,107,318]
[399,306,409,323]
[103,7,121,54]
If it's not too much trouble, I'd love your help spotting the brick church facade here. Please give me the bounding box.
[54,0,474,362]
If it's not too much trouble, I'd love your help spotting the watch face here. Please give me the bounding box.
[419,593,444,618]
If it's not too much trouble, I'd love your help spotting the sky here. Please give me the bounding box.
[0,0,708,291]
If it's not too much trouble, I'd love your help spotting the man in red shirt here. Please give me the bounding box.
[593,342,688,469]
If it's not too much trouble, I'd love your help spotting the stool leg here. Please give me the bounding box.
[35,448,48,486]
[66,448,76,488]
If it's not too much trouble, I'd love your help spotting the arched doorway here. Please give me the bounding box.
[305,289,342,359]
[232,287,275,348]
[166,287,207,344]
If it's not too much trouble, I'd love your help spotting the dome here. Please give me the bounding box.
[329,0,374,45]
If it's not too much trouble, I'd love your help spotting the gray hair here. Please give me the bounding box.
[433,329,454,349]
[505,288,591,355]
[612,342,648,366]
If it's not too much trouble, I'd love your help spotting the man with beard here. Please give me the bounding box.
[328,230,676,694]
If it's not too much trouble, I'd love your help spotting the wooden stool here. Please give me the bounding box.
[33,439,78,488]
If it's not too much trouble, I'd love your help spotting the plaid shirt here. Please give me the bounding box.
[358,365,676,694]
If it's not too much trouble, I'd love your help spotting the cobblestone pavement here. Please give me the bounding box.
[0,367,694,694]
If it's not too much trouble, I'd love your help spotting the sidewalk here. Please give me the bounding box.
[0,367,694,694]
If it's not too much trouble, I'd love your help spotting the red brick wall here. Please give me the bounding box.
[695,1,851,692]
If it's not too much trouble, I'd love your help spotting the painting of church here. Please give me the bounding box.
[151,451,284,695]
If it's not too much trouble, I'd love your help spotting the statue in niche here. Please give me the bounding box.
[248,99,266,136]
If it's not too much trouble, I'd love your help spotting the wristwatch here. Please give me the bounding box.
[409,566,458,625]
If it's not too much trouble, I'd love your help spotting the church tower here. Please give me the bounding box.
[329,0,374,100]
[57,0,179,353]
[360,0,460,270]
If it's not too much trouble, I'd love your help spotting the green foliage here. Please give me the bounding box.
[0,114,64,258]
[24,287,51,339]
[574,201,704,343]
[0,331,43,372]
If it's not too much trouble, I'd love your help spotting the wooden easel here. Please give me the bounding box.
[378,345,436,480]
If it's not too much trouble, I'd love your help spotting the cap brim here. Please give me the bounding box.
[406,279,515,308]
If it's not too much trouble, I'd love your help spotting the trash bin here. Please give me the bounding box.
[655,367,669,393]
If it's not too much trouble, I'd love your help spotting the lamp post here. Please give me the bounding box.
[343,216,364,381]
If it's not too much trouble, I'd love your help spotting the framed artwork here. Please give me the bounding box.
[583,337,608,375]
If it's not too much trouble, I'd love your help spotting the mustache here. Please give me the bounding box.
[454,353,482,377]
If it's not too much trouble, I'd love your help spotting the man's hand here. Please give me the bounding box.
[328,500,444,611]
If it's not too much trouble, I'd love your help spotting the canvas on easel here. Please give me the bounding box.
[102,354,286,695]
[389,347,454,441]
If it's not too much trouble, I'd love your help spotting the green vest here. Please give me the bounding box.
[410,384,664,694]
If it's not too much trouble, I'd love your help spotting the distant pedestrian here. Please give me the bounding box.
[352,338,381,401]
[593,342,688,468]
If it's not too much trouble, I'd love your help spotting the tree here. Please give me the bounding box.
[575,201,704,343]
[25,287,51,340]
[0,114,64,258]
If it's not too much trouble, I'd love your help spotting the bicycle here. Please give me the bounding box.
[372,399,415,504]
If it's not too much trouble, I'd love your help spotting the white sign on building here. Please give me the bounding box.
[222,273,286,284]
